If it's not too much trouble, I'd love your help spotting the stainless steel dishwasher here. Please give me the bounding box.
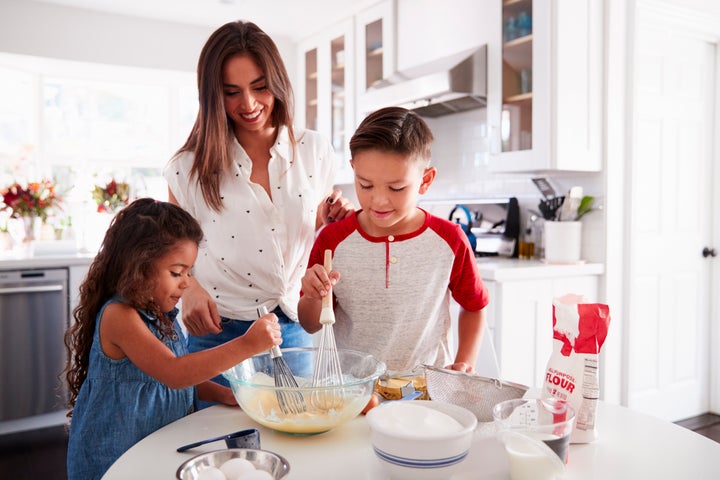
[0,268,69,423]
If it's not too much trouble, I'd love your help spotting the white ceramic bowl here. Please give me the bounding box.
[176,448,289,480]
[366,400,478,480]
[223,347,385,435]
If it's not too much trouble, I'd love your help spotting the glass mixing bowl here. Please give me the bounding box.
[223,347,385,435]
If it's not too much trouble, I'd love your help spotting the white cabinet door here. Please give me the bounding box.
[68,264,90,323]
[396,0,498,75]
[297,19,355,184]
[488,0,602,173]
[493,275,599,387]
[355,0,396,96]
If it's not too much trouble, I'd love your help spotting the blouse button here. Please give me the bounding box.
[388,235,395,242]
[390,256,398,264]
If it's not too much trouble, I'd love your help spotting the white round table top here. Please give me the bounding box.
[103,401,720,479]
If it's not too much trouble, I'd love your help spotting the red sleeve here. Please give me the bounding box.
[428,215,489,311]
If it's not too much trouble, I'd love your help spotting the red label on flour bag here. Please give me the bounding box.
[543,294,610,443]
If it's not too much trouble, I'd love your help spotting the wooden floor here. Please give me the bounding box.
[1,413,719,479]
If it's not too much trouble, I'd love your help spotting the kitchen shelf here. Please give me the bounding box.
[504,92,532,104]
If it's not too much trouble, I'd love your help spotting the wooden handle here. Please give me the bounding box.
[322,249,332,308]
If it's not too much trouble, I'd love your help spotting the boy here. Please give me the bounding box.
[298,107,488,372]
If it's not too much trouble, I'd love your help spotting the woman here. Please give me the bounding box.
[164,20,352,391]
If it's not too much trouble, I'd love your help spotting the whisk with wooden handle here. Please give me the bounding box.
[311,249,345,411]
[257,306,306,415]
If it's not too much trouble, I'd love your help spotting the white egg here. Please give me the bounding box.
[239,469,274,480]
[195,466,226,480]
[220,458,256,479]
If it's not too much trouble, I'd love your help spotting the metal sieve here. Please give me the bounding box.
[423,365,529,422]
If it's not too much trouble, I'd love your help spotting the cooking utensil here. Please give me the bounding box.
[258,306,306,415]
[176,428,260,452]
[424,365,529,422]
[311,249,344,410]
[538,196,565,221]
[532,177,557,199]
[557,186,583,221]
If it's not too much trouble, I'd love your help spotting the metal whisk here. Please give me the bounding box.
[258,306,306,415]
[311,249,345,411]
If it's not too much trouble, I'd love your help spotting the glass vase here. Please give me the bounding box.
[22,215,39,243]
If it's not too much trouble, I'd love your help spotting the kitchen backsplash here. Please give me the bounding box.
[335,107,604,263]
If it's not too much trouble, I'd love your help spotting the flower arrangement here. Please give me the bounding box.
[92,179,130,214]
[1,179,62,222]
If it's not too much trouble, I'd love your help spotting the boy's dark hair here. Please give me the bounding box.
[64,198,203,416]
[349,106,434,165]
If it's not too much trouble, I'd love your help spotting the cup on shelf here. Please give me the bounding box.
[517,11,532,37]
[520,69,532,94]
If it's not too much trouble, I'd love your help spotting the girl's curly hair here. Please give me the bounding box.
[63,198,203,416]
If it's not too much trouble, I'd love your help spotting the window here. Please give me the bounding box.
[0,53,197,250]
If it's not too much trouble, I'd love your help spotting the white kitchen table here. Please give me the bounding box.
[103,401,720,479]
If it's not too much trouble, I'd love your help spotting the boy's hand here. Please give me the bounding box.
[445,362,474,373]
[300,263,340,300]
[243,313,282,354]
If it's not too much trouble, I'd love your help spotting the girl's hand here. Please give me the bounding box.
[318,189,354,226]
[300,263,340,300]
[180,281,222,336]
[243,312,282,354]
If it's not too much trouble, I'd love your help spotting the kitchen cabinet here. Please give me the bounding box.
[69,263,89,321]
[354,0,397,96]
[488,0,602,172]
[487,272,600,388]
[396,0,498,75]
[296,19,355,184]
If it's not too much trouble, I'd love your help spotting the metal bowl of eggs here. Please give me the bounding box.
[176,448,289,480]
[223,347,386,435]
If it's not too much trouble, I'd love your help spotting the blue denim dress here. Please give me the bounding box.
[67,298,196,480]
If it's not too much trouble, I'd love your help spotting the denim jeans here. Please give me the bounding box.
[189,306,312,408]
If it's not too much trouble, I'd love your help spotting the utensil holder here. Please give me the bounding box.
[543,221,582,263]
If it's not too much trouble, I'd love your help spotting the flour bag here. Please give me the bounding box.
[543,294,610,443]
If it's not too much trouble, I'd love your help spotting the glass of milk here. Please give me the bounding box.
[492,398,575,480]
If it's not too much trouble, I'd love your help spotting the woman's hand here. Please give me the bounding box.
[180,280,222,336]
[317,188,354,228]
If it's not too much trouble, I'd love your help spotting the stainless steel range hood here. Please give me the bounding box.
[358,45,487,118]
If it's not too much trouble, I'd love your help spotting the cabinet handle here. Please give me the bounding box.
[702,247,717,258]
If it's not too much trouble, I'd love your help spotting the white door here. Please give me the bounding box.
[626,6,716,421]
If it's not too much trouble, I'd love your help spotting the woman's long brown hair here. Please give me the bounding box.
[63,199,203,417]
[179,20,297,211]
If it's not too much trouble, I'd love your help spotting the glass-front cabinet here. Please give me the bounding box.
[297,19,355,183]
[489,0,602,172]
[501,0,534,155]
[355,0,396,99]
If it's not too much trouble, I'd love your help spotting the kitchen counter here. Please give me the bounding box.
[0,246,94,270]
[103,401,720,479]
[475,257,604,281]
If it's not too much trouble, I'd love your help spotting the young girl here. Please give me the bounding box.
[64,198,281,480]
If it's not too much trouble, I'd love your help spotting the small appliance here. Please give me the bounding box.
[422,198,520,257]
